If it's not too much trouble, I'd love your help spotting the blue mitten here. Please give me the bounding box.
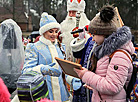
[41,63,61,77]
[72,78,82,90]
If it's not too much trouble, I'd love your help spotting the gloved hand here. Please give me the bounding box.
[78,28,85,39]
[41,63,61,77]
[72,78,82,90]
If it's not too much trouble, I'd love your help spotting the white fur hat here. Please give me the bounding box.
[67,0,86,12]
[39,12,60,35]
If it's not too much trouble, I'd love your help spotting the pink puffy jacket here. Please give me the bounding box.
[82,41,135,102]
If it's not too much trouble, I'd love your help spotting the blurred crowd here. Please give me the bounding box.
[0,0,138,102]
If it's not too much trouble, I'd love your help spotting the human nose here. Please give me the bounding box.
[70,12,76,17]
[53,31,57,36]
[92,34,95,41]
[92,36,95,41]
[70,12,73,17]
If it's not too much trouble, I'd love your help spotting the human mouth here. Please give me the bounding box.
[50,36,56,39]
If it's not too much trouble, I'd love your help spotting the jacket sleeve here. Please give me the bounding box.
[65,75,74,85]
[82,52,132,95]
[22,43,43,74]
[70,37,86,58]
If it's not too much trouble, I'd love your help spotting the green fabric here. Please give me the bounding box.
[17,70,49,101]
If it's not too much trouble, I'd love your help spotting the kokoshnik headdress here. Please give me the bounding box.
[67,0,86,12]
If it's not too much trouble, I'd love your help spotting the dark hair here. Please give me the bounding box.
[105,35,110,38]
[89,54,98,72]
[52,14,57,19]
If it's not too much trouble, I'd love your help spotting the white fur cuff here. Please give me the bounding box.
[66,75,74,85]
[32,64,44,73]
[70,38,85,52]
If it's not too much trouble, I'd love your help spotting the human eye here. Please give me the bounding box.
[55,30,59,33]
[92,34,95,37]
[48,30,53,33]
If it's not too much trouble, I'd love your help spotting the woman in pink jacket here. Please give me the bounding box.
[74,5,135,102]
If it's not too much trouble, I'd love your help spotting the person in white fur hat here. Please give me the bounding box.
[60,0,90,62]
[22,12,71,102]
[59,0,92,102]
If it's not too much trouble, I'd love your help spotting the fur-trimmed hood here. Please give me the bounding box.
[94,26,135,59]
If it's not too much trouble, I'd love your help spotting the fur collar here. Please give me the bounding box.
[94,26,132,59]
[39,36,57,46]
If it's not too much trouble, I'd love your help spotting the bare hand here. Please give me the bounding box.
[83,84,93,90]
[74,67,88,79]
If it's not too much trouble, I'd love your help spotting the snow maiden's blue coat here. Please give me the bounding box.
[22,36,70,102]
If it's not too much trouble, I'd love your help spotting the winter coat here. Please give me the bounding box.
[22,36,70,102]
[0,77,11,102]
[81,26,135,102]
[70,37,96,102]
[60,13,90,61]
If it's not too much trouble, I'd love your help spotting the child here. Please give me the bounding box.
[74,5,135,102]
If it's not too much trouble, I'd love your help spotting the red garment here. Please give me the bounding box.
[34,35,41,43]
[22,36,24,42]
[0,78,11,102]
[37,98,60,102]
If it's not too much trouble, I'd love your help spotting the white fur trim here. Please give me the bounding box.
[67,0,85,12]
[39,22,61,35]
[39,36,58,45]
[78,0,86,12]
[70,38,85,52]
[85,33,91,41]
[86,43,96,69]
[23,64,43,73]
[32,64,44,73]
[66,75,74,85]
[48,41,61,101]
[41,12,48,18]
[67,0,79,11]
